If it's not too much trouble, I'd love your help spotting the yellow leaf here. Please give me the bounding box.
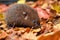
[17,0,26,4]
[51,3,60,13]
[0,13,4,20]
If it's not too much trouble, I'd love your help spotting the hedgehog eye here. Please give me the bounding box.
[32,20,40,26]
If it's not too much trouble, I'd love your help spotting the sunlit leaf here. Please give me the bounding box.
[51,3,60,13]
[0,13,4,20]
[17,0,26,4]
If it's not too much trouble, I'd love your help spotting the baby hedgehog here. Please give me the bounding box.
[4,4,40,28]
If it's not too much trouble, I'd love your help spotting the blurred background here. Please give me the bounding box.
[0,0,60,21]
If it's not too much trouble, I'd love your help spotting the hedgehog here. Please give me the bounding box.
[3,4,40,28]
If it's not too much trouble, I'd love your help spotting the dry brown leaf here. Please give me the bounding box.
[0,31,8,39]
[37,31,60,40]
[22,32,37,40]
